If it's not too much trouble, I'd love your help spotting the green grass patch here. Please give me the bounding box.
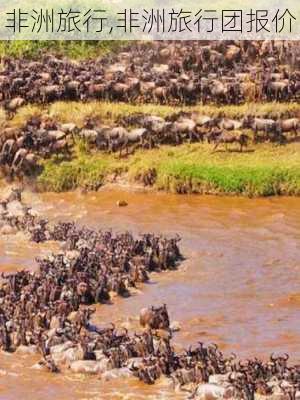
[37,142,300,196]
[0,40,124,60]
[37,139,124,191]
[38,155,113,192]
[157,163,300,196]
[128,142,300,196]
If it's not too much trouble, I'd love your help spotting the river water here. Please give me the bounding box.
[0,189,300,400]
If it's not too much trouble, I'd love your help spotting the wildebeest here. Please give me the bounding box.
[243,116,277,142]
[139,305,170,330]
[277,118,299,138]
[213,131,249,152]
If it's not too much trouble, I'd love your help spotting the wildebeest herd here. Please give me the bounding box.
[0,188,300,399]
[0,39,299,182]
[0,110,299,180]
[0,39,300,398]
[1,41,300,110]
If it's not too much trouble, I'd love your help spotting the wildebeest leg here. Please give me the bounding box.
[253,129,258,144]
[163,91,168,105]
[109,139,115,153]
[278,134,287,145]
[131,143,139,154]
[213,141,219,152]
[119,145,123,158]
[149,136,155,149]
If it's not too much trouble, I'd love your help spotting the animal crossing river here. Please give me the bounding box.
[0,189,300,399]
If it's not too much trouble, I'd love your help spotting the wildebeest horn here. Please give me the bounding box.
[129,362,138,372]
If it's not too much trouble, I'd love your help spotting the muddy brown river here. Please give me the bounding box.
[0,189,300,400]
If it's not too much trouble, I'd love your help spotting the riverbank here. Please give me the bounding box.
[1,101,299,197]
[37,141,300,196]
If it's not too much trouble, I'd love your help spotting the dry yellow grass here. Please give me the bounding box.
[4,100,300,129]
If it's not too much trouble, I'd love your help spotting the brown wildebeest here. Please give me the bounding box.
[213,131,249,152]
[277,118,299,138]
[139,304,170,330]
